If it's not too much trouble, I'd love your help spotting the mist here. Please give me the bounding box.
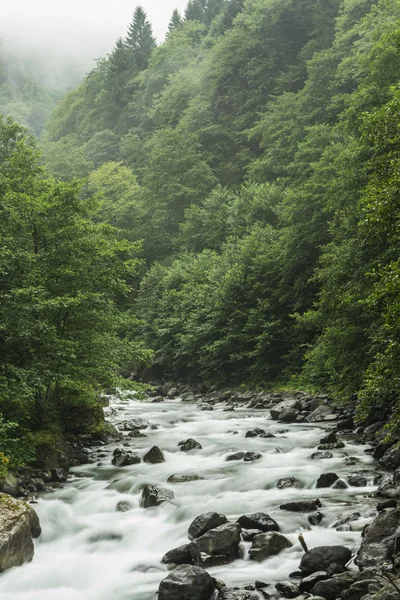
[0,0,189,83]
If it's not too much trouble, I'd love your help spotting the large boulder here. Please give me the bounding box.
[111,448,141,467]
[306,405,336,423]
[316,473,339,488]
[237,512,280,532]
[188,512,228,540]
[280,499,322,512]
[190,523,241,566]
[249,531,292,562]
[380,444,400,471]
[0,474,18,497]
[310,573,359,600]
[270,399,301,420]
[158,565,215,600]
[140,484,174,508]
[0,493,41,572]
[162,544,193,566]
[119,417,150,431]
[355,508,400,570]
[300,545,352,574]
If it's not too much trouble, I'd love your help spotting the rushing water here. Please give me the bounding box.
[0,397,380,600]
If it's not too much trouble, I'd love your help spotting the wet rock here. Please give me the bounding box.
[277,477,302,489]
[280,499,322,512]
[0,493,41,572]
[275,581,300,598]
[188,512,228,540]
[356,542,392,570]
[299,546,352,574]
[243,452,262,462]
[245,428,266,438]
[380,444,400,471]
[341,579,381,600]
[150,396,164,403]
[119,418,150,431]
[237,513,280,533]
[377,499,397,512]
[218,588,258,600]
[308,511,324,526]
[316,473,339,488]
[310,452,333,460]
[181,392,197,403]
[241,529,263,541]
[331,512,360,530]
[167,474,203,484]
[162,544,193,566]
[270,400,301,420]
[112,449,141,467]
[0,474,18,497]
[158,565,215,600]
[179,439,202,452]
[116,500,133,512]
[279,409,300,423]
[306,405,336,423]
[317,442,345,450]
[348,474,368,487]
[356,508,400,570]
[332,479,348,489]
[140,484,174,508]
[299,572,328,592]
[226,452,245,461]
[143,446,165,464]
[320,431,337,445]
[128,430,147,438]
[50,467,68,481]
[249,532,292,562]
[310,573,358,600]
[190,523,241,566]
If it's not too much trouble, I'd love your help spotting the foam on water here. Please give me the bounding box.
[0,398,379,599]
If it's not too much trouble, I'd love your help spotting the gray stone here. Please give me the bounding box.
[249,531,292,562]
[243,452,262,462]
[0,474,18,497]
[275,581,300,598]
[237,513,280,532]
[143,446,165,463]
[280,499,322,512]
[188,512,228,540]
[300,546,352,574]
[310,451,333,460]
[190,523,241,566]
[279,409,300,423]
[299,572,328,592]
[179,439,202,451]
[0,493,41,572]
[119,418,150,431]
[316,473,339,488]
[167,474,203,483]
[277,477,302,489]
[320,431,337,445]
[140,485,174,508]
[380,444,400,471]
[158,565,214,600]
[226,452,245,461]
[306,405,336,423]
[308,511,324,526]
[112,449,141,467]
[116,500,133,512]
[162,544,193,565]
[348,474,368,487]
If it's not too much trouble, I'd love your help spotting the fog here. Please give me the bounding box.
[0,0,189,81]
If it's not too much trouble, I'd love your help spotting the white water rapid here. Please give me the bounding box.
[0,397,380,600]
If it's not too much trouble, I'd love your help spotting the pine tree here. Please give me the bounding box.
[185,0,205,22]
[105,38,131,109]
[168,8,183,33]
[125,6,156,72]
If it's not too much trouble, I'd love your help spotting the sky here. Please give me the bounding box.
[0,0,189,74]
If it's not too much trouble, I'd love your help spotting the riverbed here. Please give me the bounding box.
[0,397,380,599]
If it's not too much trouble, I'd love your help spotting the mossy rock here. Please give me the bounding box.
[0,493,41,572]
[32,430,71,470]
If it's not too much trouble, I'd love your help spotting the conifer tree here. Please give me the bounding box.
[168,8,183,33]
[105,38,131,109]
[185,0,205,22]
[125,6,156,72]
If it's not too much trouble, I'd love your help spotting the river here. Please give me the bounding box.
[0,396,379,599]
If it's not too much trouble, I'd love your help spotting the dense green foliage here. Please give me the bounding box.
[3,0,400,443]
[0,116,148,468]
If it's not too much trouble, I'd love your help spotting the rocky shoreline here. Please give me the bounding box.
[2,384,400,599]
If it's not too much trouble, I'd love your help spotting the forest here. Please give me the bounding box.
[1,0,400,470]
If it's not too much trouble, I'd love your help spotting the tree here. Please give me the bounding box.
[125,6,156,72]
[168,8,183,33]
[185,0,205,22]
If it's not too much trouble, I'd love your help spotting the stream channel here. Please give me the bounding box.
[0,396,381,599]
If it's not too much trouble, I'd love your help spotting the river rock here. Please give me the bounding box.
[249,531,292,562]
[143,446,165,463]
[226,452,245,461]
[162,544,193,566]
[310,451,333,460]
[331,512,360,530]
[332,479,348,489]
[275,581,300,598]
[158,565,215,600]
[348,474,368,487]
[316,472,339,488]
[241,529,263,541]
[0,474,18,497]
[119,418,150,431]
[270,399,301,420]
[140,484,174,508]
[128,430,147,438]
[116,500,134,512]
[308,511,324,525]
[237,512,280,532]
[279,408,300,423]
[188,512,228,540]
[179,439,202,451]
[317,442,345,450]
[380,443,400,471]
[320,431,337,445]
[299,572,328,592]
[280,499,322,512]
[190,523,241,566]
[299,546,352,574]
[355,508,400,569]
[245,428,266,438]
[306,405,336,423]
[0,493,41,572]
[243,452,262,462]
[277,477,302,489]
[377,499,397,511]
[219,588,258,600]
[310,572,359,600]
[112,448,141,467]
[167,474,203,483]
